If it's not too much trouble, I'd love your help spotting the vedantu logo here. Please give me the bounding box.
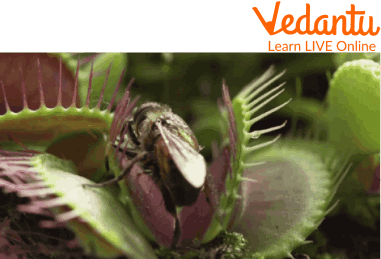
[252,1,381,51]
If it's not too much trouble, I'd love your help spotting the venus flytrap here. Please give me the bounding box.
[211,67,351,259]
[200,68,291,242]
[0,56,156,258]
[231,139,351,259]
[0,54,356,259]
[320,59,380,230]
[326,59,380,154]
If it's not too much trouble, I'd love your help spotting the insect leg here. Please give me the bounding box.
[83,151,147,188]
[127,120,140,146]
[171,214,182,249]
[112,144,139,157]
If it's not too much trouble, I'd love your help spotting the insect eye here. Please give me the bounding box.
[161,120,169,126]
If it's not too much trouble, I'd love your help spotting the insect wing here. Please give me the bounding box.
[156,123,206,188]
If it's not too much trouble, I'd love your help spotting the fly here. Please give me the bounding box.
[85,102,207,247]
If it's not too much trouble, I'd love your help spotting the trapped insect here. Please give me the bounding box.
[86,102,207,247]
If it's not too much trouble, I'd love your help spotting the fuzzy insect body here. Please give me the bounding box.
[86,101,207,242]
[124,102,207,208]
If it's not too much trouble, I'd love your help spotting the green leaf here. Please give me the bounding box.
[326,59,380,154]
[30,154,156,259]
[231,140,350,259]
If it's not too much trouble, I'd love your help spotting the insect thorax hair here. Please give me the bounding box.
[115,102,201,172]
